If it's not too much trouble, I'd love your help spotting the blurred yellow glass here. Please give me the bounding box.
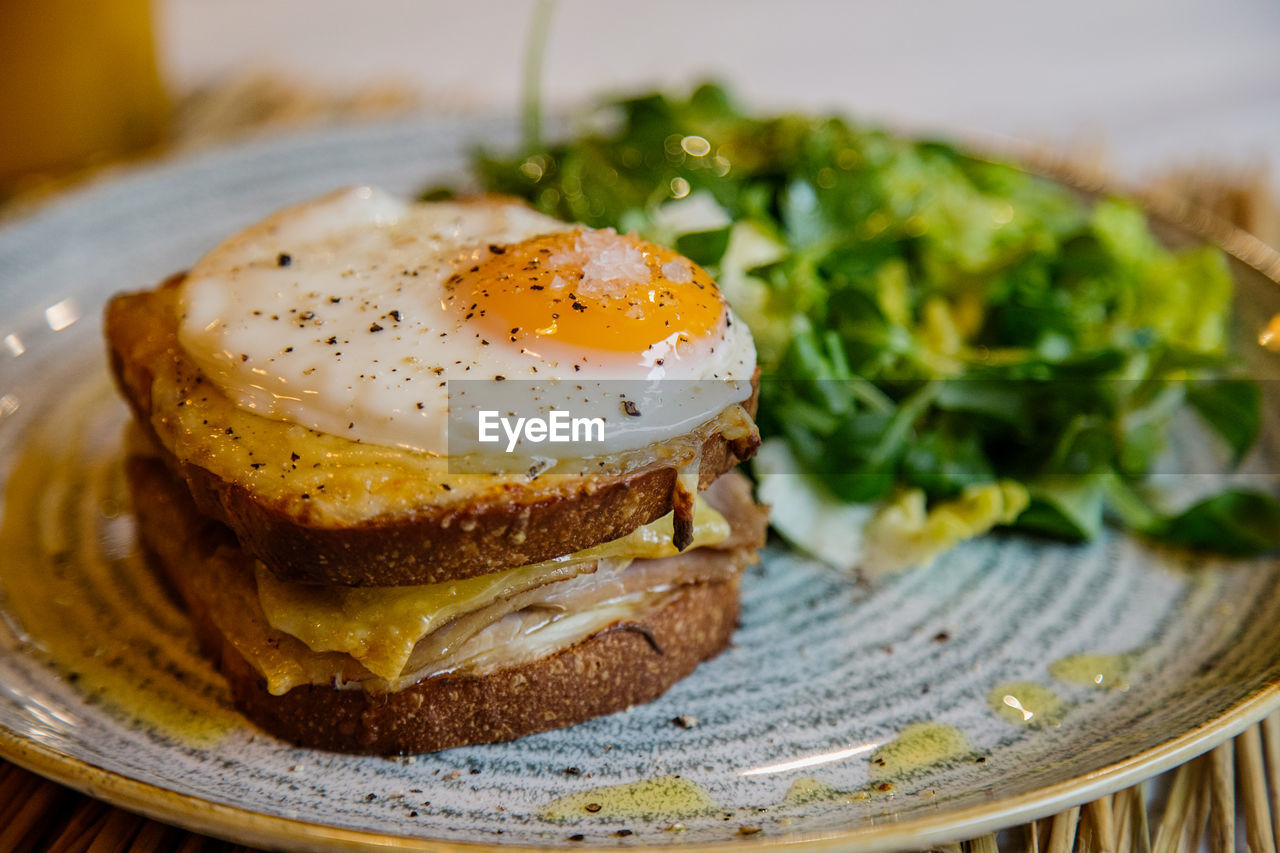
[0,0,167,185]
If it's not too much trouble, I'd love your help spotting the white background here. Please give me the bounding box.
[157,0,1280,191]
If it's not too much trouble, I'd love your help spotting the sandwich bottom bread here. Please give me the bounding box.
[126,440,769,754]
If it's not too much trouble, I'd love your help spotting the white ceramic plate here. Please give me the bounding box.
[3,116,1280,852]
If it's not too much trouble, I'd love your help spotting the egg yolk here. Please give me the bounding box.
[447,229,726,354]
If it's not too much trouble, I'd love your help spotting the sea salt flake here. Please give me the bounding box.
[554,229,651,297]
[661,260,693,283]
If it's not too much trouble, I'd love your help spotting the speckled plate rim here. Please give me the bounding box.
[2,683,1278,852]
[3,119,1280,852]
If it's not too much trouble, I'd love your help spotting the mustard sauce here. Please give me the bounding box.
[987,682,1065,728]
[1049,653,1134,691]
[0,376,238,746]
[780,776,871,805]
[868,722,975,780]
[774,722,979,809]
[541,775,717,821]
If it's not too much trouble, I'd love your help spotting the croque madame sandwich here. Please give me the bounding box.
[105,187,766,753]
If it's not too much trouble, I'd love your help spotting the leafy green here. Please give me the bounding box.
[860,481,1030,576]
[453,83,1275,562]
[1186,379,1261,465]
[1155,491,1280,555]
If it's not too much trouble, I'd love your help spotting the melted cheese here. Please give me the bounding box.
[256,498,731,680]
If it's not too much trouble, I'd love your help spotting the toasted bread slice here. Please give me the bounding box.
[127,453,765,754]
[107,274,760,586]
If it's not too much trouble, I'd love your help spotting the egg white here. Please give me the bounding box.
[177,186,756,456]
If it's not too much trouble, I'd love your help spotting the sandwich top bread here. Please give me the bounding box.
[107,189,760,586]
[105,187,767,753]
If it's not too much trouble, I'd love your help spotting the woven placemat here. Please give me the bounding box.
[1,75,1277,853]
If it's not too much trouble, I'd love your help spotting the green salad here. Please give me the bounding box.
[436,83,1280,572]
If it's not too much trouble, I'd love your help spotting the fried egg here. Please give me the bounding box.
[177,186,756,457]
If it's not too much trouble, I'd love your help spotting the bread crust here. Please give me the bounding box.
[177,427,749,586]
[107,276,760,586]
[128,453,747,754]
